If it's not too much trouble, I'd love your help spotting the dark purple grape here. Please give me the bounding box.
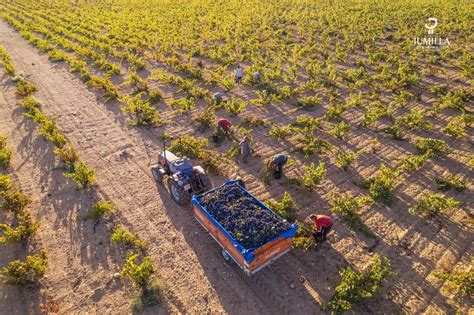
[199,183,291,249]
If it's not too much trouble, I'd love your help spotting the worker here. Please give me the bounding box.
[235,176,245,189]
[213,92,223,103]
[235,65,244,85]
[240,135,251,163]
[252,71,261,83]
[270,154,288,179]
[309,214,333,242]
[217,118,231,136]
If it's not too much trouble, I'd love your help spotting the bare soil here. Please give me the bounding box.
[0,73,129,312]
[0,19,472,314]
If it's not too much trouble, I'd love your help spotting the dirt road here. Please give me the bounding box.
[0,19,274,314]
[0,75,132,312]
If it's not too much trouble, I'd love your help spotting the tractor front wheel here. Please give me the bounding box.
[151,165,164,183]
[167,178,191,206]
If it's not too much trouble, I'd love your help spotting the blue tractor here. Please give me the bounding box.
[151,148,212,206]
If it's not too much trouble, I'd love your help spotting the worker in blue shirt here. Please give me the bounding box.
[235,65,244,85]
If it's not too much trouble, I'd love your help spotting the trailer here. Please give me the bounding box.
[191,181,298,276]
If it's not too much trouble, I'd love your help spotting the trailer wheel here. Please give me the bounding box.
[151,165,164,183]
[221,248,232,263]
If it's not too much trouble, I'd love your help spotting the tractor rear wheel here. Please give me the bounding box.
[198,173,212,191]
[151,165,164,183]
[167,178,191,206]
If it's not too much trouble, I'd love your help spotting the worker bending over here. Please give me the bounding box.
[270,154,288,179]
[310,214,333,242]
[217,118,231,136]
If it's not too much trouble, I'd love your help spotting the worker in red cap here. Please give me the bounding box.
[217,118,231,136]
[239,135,251,163]
[309,214,333,242]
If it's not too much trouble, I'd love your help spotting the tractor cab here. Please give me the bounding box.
[168,157,194,177]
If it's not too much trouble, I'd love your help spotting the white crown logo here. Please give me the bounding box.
[425,17,438,35]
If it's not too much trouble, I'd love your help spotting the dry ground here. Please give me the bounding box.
[0,17,473,314]
[0,48,133,314]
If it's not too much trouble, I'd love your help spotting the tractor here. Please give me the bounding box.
[151,142,212,205]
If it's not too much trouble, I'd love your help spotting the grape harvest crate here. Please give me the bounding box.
[192,181,298,276]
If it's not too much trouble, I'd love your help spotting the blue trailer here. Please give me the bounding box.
[192,181,298,276]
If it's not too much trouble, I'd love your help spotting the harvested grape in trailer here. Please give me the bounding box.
[192,181,298,276]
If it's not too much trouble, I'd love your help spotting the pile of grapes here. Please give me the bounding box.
[200,183,291,249]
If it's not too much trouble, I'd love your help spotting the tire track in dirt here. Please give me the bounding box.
[0,80,130,312]
[0,20,274,314]
[0,18,343,314]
